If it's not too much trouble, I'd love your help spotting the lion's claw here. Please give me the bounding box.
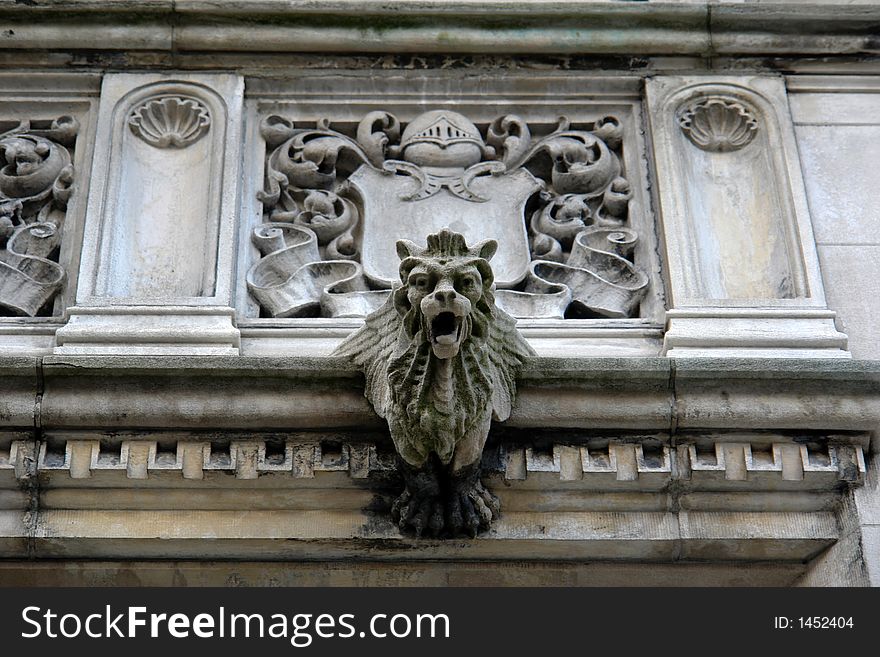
[447,478,498,537]
[392,488,442,538]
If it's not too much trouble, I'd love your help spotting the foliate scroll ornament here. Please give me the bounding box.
[333,228,535,537]
[128,96,211,149]
[678,97,758,152]
[249,109,649,319]
[0,116,77,316]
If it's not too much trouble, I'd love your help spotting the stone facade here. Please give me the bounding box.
[0,0,879,586]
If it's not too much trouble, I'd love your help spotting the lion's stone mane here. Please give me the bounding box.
[387,315,494,465]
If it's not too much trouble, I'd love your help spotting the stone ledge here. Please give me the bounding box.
[8,509,835,562]
[0,2,878,57]
[0,559,810,586]
[2,355,880,432]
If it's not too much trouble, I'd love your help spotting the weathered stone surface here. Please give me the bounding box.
[678,510,837,561]
[859,525,880,586]
[854,450,880,526]
[789,82,880,362]
[40,355,378,430]
[796,125,880,246]
[817,246,880,360]
[236,317,665,359]
[672,358,880,432]
[0,355,868,433]
[0,356,39,428]
[0,560,809,587]
[0,511,29,559]
[17,506,838,563]
[710,2,880,55]
[797,494,872,586]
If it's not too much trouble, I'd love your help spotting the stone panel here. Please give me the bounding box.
[54,73,244,356]
[646,75,848,358]
[237,72,666,358]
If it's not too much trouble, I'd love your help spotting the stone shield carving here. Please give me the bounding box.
[354,165,538,288]
[333,228,535,537]
[248,109,649,320]
[0,116,77,316]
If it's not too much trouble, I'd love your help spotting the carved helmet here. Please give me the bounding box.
[400,110,484,150]
[399,111,487,168]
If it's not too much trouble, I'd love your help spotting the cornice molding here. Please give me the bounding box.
[2,356,880,437]
[0,2,878,58]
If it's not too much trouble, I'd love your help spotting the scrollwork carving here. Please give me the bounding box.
[249,109,649,320]
[357,111,402,166]
[0,116,78,316]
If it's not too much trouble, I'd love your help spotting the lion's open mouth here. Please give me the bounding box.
[430,311,462,347]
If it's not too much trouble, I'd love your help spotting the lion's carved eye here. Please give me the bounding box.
[458,276,476,290]
[412,276,430,290]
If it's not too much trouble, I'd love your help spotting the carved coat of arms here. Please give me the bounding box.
[352,111,538,288]
[248,108,649,320]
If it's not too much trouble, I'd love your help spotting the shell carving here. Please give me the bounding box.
[678,98,758,152]
[128,96,211,149]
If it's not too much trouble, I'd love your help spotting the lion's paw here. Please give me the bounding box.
[392,461,501,538]
[446,479,500,538]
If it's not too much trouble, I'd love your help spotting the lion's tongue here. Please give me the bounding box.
[432,312,459,345]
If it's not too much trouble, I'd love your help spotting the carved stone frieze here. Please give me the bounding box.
[248,109,649,320]
[0,116,77,316]
[128,96,211,149]
[333,229,535,537]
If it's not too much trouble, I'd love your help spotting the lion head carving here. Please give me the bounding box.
[333,228,535,536]
[394,229,496,360]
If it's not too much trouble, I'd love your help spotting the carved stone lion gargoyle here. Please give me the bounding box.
[333,228,535,537]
